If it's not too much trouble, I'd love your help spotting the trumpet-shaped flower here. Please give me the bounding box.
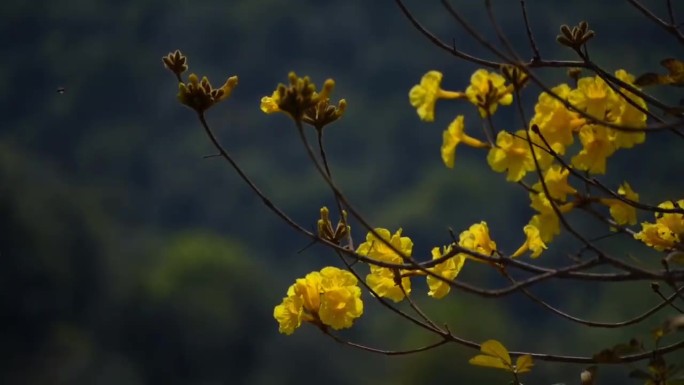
[571,124,615,174]
[318,267,363,330]
[458,222,497,262]
[530,84,583,151]
[487,130,535,182]
[542,165,577,202]
[600,182,639,226]
[656,200,684,237]
[427,245,465,299]
[634,222,680,251]
[441,115,487,168]
[273,294,304,335]
[528,186,573,243]
[465,69,514,117]
[610,70,647,149]
[357,228,413,302]
[568,75,618,121]
[512,225,547,258]
[260,90,281,114]
[409,71,465,122]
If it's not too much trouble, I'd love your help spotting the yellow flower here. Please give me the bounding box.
[529,212,560,244]
[427,245,465,299]
[571,124,616,174]
[291,272,322,318]
[610,70,646,149]
[487,130,535,182]
[409,71,465,122]
[356,228,413,263]
[318,267,363,330]
[441,115,487,168]
[273,267,363,334]
[568,75,618,120]
[512,225,547,258]
[260,90,281,114]
[458,222,497,261]
[357,228,414,302]
[600,182,639,226]
[542,165,577,202]
[365,268,411,302]
[656,200,684,238]
[528,188,574,243]
[530,83,583,152]
[465,69,514,117]
[634,222,679,251]
[273,294,303,335]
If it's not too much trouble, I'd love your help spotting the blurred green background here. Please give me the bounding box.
[2,0,683,384]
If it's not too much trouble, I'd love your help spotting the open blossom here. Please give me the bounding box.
[427,245,465,299]
[542,165,577,202]
[609,69,647,149]
[512,225,547,258]
[568,75,618,121]
[409,71,465,122]
[530,83,582,152]
[465,69,514,117]
[273,267,363,334]
[635,199,684,251]
[528,185,574,243]
[487,130,535,182]
[318,267,363,330]
[458,222,497,262]
[600,182,639,226]
[441,115,487,168]
[571,124,616,174]
[357,228,413,302]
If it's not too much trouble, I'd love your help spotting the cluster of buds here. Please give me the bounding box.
[556,21,595,50]
[316,206,349,245]
[261,72,346,129]
[162,49,238,113]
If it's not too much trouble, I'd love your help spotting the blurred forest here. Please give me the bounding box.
[1,0,683,384]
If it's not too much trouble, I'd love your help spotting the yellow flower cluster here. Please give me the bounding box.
[635,200,684,251]
[408,68,652,247]
[356,228,414,302]
[465,69,514,117]
[273,266,363,335]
